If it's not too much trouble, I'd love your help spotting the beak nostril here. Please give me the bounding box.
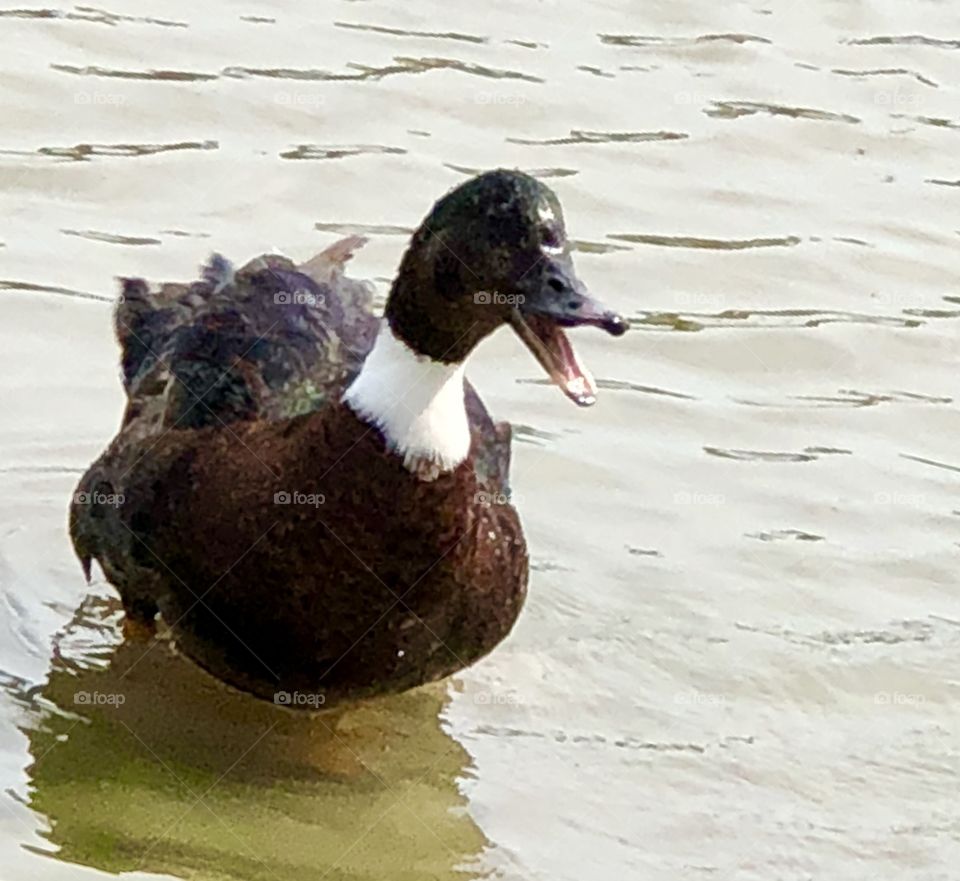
[568,300,581,311]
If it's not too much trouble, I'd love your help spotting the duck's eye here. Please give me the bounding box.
[540,225,561,251]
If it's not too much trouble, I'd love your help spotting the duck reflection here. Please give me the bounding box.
[13,591,488,881]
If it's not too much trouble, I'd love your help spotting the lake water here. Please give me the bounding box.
[2,1,959,879]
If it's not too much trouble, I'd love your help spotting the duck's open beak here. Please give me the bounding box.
[509,255,627,406]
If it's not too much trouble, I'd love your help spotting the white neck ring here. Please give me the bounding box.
[343,323,471,476]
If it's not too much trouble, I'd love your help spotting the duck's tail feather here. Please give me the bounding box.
[69,464,163,620]
[300,234,367,281]
[111,238,378,434]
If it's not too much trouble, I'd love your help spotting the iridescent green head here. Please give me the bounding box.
[386,169,627,406]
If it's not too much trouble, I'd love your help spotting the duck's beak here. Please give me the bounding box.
[509,255,627,406]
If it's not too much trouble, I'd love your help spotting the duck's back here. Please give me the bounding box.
[115,237,378,437]
[109,237,509,483]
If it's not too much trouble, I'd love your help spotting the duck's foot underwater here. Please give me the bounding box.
[297,710,373,781]
[121,614,157,642]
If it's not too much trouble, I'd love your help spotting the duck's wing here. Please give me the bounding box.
[115,235,379,439]
[466,385,513,497]
[70,237,378,599]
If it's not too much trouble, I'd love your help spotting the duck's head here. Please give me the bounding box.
[386,169,627,406]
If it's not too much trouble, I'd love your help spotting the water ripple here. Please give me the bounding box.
[519,377,693,398]
[735,390,951,409]
[0,279,105,300]
[0,5,186,27]
[569,239,630,254]
[895,115,960,130]
[599,33,771,47]
[746,529,825,542]
[0,464,83,474]
[630,308,922,332]
[706,101,860,123]
[626,546,662,558]
[334,21,487,44]
[314,221,413,236]
[578,65,615,79]
[595,378,695,399]
[900,454,960,475]
[609,233,800,250]
[61,229,161,246]
[512,424,560,446]
[223,56,542,83]
[848,35,960,50]
[445,162,578,179]
[470,725,712,753]
[507,129,687,146]
[51,63,217,81]
[736,620,939,647]
[831,67,938,88]
[280,144,406,161]
[704,447,819,463]
[17,140,219,161]
[159,229,210,239]
[530,558,574,572]
[505,39,546,50]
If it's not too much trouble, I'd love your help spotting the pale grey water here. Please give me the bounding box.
[1,1,960,879]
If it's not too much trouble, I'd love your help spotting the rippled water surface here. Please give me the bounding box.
[2,1,960,879]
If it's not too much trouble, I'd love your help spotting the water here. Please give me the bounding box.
[2,1,960,878]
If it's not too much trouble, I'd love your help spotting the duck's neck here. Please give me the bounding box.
[342,323,471,478]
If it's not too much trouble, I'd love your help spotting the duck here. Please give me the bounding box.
[69,169,627,708]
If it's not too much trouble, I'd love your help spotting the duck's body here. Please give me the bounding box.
[71,170,625,707]
[88,394,525,705]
